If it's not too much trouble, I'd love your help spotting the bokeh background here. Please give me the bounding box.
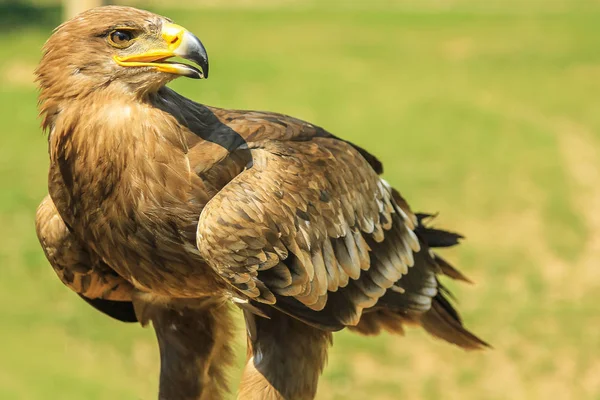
[1,0,599,399]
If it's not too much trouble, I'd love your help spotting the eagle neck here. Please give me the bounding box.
[48,90,194,224]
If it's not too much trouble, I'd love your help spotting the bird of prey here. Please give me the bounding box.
[35,6,487,400]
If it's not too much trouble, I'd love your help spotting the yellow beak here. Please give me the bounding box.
[113,22,208,79]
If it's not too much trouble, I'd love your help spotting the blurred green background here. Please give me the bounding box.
[1,0,599,399]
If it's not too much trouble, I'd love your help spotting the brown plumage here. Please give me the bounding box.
[35,6,488,400]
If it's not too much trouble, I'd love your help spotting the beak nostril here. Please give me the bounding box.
[170,37,179,45]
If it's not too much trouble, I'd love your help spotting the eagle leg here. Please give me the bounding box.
[144,299,235,400]
[239,310,332,400]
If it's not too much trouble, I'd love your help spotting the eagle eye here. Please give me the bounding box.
[108,30,136,48]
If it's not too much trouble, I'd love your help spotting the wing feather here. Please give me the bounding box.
[35,195,136,322]
[196,137,419,326]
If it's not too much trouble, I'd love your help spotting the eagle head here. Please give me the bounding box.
[36,6,208,102]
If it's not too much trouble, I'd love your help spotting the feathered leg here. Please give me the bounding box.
[238,310,332,400]
[137,297,235,400]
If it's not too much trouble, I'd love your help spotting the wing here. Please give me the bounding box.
[158,91,480,341]
[36,195,137,322]
[196,135,423,329]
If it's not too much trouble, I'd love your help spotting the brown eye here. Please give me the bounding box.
[109,30,135,47]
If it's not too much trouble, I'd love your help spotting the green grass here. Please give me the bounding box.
[2,1,600,399]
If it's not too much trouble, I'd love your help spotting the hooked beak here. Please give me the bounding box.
[114,22,209,79]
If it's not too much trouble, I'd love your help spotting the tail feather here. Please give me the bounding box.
[417,213,488,349]
[433,254,473,284]
[416,213,473,283]
[421,294,490,350]
[352,208,489,350]
[415,213,464,248]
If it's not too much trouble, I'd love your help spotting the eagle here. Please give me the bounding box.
[35,6,487,400]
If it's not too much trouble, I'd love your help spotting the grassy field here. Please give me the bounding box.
[1,1,599,399]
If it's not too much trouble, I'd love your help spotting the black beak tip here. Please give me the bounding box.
[190,36,208,79]
[202,62,209,79]
[180,31,209,80]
